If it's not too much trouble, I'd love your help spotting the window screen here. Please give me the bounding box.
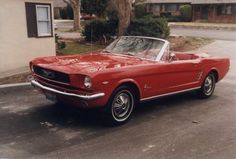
[36,5,52,36]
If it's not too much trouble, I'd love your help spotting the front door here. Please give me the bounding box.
[139,43,203,100]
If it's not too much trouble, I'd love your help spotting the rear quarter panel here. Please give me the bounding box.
[201,57,230,83]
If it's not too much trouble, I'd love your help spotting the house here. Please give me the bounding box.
[192,0,236,23]
[52,0,67,19]
[145,0,192,16]
[0,0,55,75]
[143,0,236,23]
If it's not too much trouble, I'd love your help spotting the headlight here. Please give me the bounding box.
[84,76,92,88]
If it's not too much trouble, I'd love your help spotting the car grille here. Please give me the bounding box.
[33,65,70,83]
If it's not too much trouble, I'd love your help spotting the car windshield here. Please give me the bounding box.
[104,36,165,61]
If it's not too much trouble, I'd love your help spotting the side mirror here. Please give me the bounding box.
[169,53,176,62]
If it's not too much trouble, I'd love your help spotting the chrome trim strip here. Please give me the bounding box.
[140,86,201,102]
[31,80,105,100]
[156,40,170,61]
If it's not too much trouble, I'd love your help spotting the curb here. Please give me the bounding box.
[0,82,31,92]
[169,25,236,31]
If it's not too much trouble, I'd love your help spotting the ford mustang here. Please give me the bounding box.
[30,36,230,125]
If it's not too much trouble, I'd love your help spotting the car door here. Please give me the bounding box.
[152,59,203,96]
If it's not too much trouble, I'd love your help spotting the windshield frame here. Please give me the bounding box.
[103,36,170,62]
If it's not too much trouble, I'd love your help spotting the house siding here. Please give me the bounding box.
[144,0,236,23]
[0,0,56,74]
[192,4,236,23]
[147,3,191,16]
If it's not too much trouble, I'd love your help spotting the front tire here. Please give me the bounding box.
[103,86,136,126]
[197,73,216,98]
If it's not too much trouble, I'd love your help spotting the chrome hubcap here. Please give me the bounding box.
[112,91,134,121]
[204,76,213,95]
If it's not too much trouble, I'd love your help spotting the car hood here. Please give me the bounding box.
[32,52,154,75]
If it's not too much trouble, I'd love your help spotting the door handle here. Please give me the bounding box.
[192,62,199,67]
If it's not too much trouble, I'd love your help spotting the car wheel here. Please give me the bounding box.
[104,86,136,125]
[197,73,216,98]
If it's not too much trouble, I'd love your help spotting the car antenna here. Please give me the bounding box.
[90,28,93,56]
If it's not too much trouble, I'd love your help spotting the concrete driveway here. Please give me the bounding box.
[0,40,236,159]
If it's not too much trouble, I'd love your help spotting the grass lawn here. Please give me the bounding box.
[57,42,106,55]
[168,36,213,52]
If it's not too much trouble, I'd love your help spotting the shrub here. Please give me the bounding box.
[179,5,192,22]
[134,4,148,18]
[126,17,170,39]
[65,5,74,20]
[60,8,67,19]
[166,16,182,22]
[59,5,74,20]
[55,34,66,50]
[83,19,117,42]
[142,14,160,19]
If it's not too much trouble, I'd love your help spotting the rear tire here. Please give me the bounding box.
[197,73,216,98]
[103,85,136,126]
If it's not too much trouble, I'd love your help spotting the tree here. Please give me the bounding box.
[110,0,133,36]
[81,0,109,17]
[63,0,81,31]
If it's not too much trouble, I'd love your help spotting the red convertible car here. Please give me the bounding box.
[30,36,230,125]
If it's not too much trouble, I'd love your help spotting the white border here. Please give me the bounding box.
[140,86,201,101]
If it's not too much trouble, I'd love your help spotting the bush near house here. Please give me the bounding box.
[165,16,182,22]
[134,4,149,18]
[126,17,170,39]
[179,4,192,22]
[83,19,117,43]
[60,5,74,20]
[83,12,170,42]
[144,13,182,22]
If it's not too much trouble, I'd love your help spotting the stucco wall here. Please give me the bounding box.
[0,0,55,74]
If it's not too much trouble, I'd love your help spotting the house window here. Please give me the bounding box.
[232,4,236,14]
[36,5,52,36]
[152,4,161,12]
[165,4,178,12]
[25,3,53,38]
[195,6,201,12]
[217,4,236,15]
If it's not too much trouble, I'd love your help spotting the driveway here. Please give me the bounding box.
[0,40,236,159]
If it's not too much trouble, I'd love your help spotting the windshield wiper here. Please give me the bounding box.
[102,50,111,53]
[125,52,135,56]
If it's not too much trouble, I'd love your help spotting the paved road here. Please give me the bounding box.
[0,40,236,159]
[171,27,236,41]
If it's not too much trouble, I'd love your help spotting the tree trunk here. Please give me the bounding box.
[72,4,81,31]
[63,0,81,31]
[112,0,132,36]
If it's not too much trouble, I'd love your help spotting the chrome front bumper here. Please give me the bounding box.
[31,80,105,100]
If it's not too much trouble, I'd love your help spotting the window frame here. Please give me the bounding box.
[25,2,53,38]
[36,4,52,37]
[165,4,178,12]
[217,4,236,15]
[152,4,161,12]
